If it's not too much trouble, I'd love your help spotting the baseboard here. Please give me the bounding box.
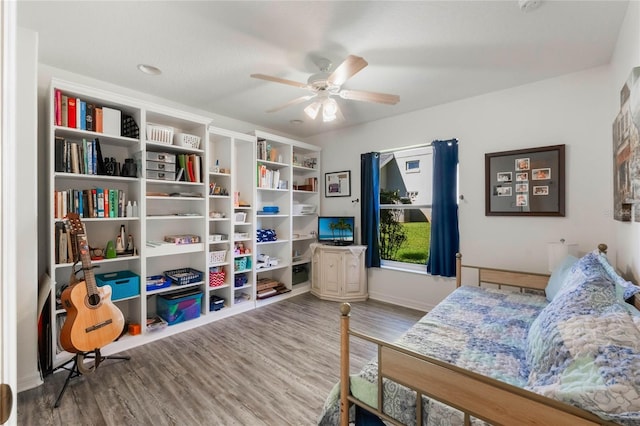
[368,291,435,313]
[18,371,43,393]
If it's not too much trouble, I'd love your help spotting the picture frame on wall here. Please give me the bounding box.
[485,144,565,216]
[325,170,351,197]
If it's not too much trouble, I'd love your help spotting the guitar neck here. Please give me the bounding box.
[76,233,99,295]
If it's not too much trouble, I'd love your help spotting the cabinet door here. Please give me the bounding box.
[343,252,364,297]
[322,251,342,296]
[311,251,321,292]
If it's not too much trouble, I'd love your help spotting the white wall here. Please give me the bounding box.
[16,27,41,391]
[308,65,615,311]
[611,1,640,281]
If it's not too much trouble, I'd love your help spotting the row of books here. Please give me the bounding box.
[178,153,202,183]
[256,138,281,162]
[54,90,111,132]
[55,136,103,175]
[53,188,131,219]
[257,164,288,189]
[54,221,78,265]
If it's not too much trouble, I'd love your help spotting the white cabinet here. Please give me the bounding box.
[310,244,368,302]
[48,79,145,369]
[208,126,256,311]
[253,131,320,306]
[44,79,321,373]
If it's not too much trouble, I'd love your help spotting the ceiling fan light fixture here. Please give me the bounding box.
[137,64,162,75]
[322,98,338,122]
[304,101,321,120]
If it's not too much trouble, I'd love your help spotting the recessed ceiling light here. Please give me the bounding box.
[518,0,542,12]
[137,64,162,75]
[289,119,304,125]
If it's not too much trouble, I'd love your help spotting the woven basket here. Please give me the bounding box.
[234,257,247,271]
[209,250,226,264]
[146,124,174,144]
[209,270,225,287]
[174,133,201,149]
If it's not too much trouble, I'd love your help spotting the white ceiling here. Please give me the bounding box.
[17,1,629,139]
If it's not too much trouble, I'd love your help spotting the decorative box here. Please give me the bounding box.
[146,274,171,292]
[95,270,140,301]
[146,160,176,172]
[209,295,224,311]
[164,234,201,245]
[157,289,202,326]
[234,273,248,287]
[292,265,309,285]
[147,170,176,181]
[146,151,176,163]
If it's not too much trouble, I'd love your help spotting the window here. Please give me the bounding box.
[405,159,420,173]
[379,147,433,271]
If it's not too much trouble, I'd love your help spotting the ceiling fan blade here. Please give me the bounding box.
[339,89,400,105]
[335,103,345,122]
[250,73,309,89]
[266,95,316,113]
[304,101,322,120]
[327,55,368,86]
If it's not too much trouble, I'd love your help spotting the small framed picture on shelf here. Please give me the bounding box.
[325,170,351,197]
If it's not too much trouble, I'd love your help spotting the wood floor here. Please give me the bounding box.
[18,293,425,425]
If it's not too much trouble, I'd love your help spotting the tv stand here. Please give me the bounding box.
[310,244,368,302]
[327,241,352,247]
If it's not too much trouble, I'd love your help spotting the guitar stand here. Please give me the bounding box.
[53,349,130,408]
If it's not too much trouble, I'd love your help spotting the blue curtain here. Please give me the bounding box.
[427,139,459,277]
[361,152,381,267]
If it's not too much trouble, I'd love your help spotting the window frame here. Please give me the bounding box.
[379,144,433,272]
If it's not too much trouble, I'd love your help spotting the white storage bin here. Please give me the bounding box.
[174,133,201,149]
[209,250,227,264]
[146,151,176,163]
[147,170,176,181]
[146,160,176,172]
[146,124,174,144]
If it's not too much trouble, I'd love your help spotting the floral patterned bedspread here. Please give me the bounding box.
[318,286,548,425]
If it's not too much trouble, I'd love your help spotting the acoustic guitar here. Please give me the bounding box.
[59,213,125,353]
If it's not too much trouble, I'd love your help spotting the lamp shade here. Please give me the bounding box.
[547,240,578,272]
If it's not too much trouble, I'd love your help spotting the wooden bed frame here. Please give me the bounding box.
[339,244,632,426]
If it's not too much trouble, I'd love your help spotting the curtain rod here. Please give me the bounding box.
[379,142,432,154]
[379,138,458,154]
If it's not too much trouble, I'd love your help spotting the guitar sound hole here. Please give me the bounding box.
[88,294,101,306]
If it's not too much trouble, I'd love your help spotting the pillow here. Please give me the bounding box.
[593,251,640,301]
[526,253,640,423]
[544,255,578,302]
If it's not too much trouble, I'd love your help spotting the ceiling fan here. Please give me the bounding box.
[250,55,400,122]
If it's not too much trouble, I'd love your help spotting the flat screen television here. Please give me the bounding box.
[318,216,355,246]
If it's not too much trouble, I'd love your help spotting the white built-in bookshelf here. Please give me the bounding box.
[46,78,320,371]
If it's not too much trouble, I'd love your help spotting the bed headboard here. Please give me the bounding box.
[455,253,550,292]
[456,244,640,310]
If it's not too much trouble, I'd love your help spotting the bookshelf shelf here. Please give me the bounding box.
[54,173,138,183]
[146,196,205,201]
[145,140,204,154]
[54,126,139,146]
